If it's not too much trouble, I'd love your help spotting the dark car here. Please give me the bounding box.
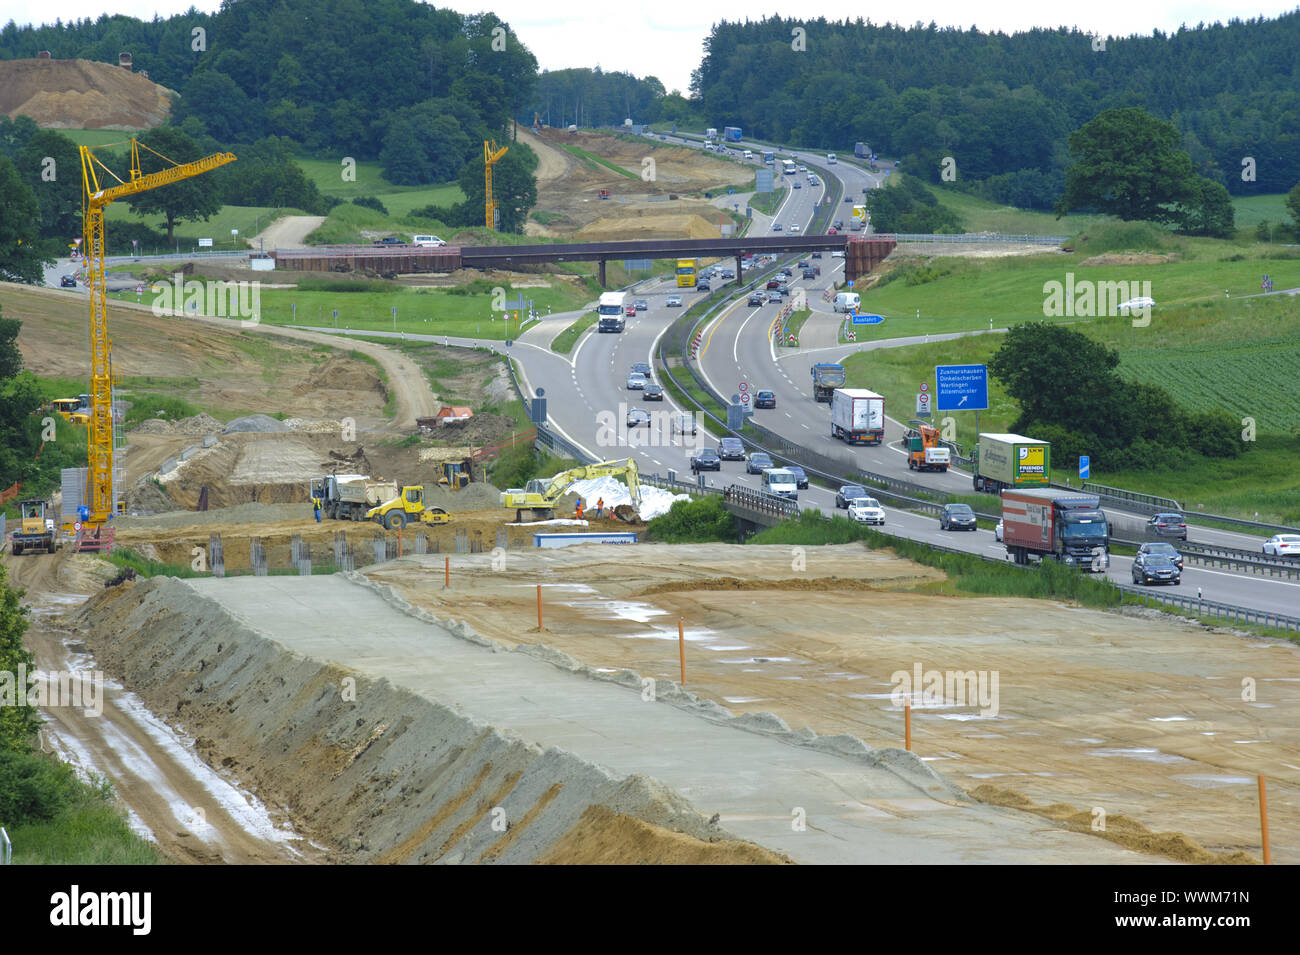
[625,407,650,428]
[60,275,77,288]
[811,251,822,259]
[802,269,817,280]
[833,220,844,230]
[718,437,746,461]
[373,236,405,245]
[745,451,774,474]
[720,269,735,279]
[634,299,649,311]
[1132,553,1180,586]
[691,448,722,472]
[836,483,868,508]
[754,390,776,409]
[748,293,766,306]
[697,279,711,291]
[940,503,978,531]
[797,261,810,269]
[771,223,783,231]
[787,465,809,489]
[777,283,790,295]
[630,362,652,379]
[1147,513,1188,540]
[766,279,782,290]
[642,383,664,401]
[1137,541,1184,572]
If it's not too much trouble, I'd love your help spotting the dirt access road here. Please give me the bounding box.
[5,283,437,430]
[4,553,320,863]
[248,215,326,251]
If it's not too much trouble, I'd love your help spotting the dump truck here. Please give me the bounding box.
[10,499,57,555]
[311,474,398,521]
[502,459,641,522]
[810,362,846,402]
[366,486,453,530]
[1002,488,1109,571]
[830,388,885,445]
[972,433,1051,494]
[907,424,951,472]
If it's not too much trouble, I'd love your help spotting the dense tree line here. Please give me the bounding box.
[523,68,668,129]
[0,0,538,187]
[691,14,1300,207]
[989,323,1243,471]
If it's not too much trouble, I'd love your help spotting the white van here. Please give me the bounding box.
[834,292,860,313]
[412,235,446,247]
[743,149,753,160]
[761,468,799,500]
[827,153,837,164]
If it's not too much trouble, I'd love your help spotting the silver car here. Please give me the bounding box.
[626,372,647,390]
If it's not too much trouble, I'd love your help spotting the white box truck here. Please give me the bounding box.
[834,292,860,313]
[830,388,885,445]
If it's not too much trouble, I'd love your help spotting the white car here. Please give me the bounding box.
[412,234,446,247]
[1117,296,1156,312]
[831,250,844,258]
[1263,534,1300,558]
[626,372,647,390]
[788,223,800,232]
[847,497,885,525]
[995,519,1004,542]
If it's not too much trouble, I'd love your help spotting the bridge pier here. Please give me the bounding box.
[735,253,744,282]
[598,258,607,288]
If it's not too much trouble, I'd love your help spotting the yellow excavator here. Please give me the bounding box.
[501,459,642,522]
[366,485,454,530]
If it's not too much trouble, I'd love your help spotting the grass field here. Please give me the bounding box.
[927,185,1104,235]
[294,157,464,216]
[560,144,639,180]
[1228,193,1294,230]
[104,202,300,251]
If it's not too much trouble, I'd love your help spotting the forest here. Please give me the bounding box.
[690,13,1300,208]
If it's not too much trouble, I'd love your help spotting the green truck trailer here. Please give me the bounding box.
[972,433,1051,494]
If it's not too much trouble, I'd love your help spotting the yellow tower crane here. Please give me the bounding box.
[483,139,508,230]
[79,139,236,528]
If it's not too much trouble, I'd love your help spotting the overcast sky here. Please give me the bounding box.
[4,1,1295,93]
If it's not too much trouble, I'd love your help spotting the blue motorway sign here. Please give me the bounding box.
[934,364,988,411]
[1079,456,1090,480]
[851,313,884,325]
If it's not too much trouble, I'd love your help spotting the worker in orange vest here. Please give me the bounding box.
[596,497,604,518]
[575,499,584,520]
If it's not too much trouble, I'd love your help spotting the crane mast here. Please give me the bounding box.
[483,139,507,229]
[78,139,236,527]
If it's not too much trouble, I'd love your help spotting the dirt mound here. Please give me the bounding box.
[1079,253,1178,266]
[224,414,290,434]
[293,356,385,397]
[123,478,178,515]
[130,412,225,436]
[0,57,175,129]
[576,213,726,240]
[425,412,515,446]
[539,805,790,864]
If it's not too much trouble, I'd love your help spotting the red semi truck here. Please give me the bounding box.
[1002,488,1110,571]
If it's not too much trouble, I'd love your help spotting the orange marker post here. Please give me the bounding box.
[1259,774,1271,865]
[905,701,912,751]
[678,618,686,684]
[444,555,450,588]
[536,583,543,631]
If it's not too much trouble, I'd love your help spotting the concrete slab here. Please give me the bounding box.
[186,573,1149,864]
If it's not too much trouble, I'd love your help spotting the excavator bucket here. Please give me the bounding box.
[612,504,639,523]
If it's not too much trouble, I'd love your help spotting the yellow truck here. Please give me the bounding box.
[365,486,453,530]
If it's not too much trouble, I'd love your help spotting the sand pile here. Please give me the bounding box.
[224,414,290,434]
[130,412,224,436]
[0,57,175,129]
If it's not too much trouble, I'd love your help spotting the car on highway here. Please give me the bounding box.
[767,291,783,304]
[1146,512,1188,540]
[690,448,722,472]
[844,196,854,203]
[666,295,682,307]
[630,362,652,378]
[373,236,405,245]
[847,497,885,525]
[1136,541,1183,572]
[412,235,446,247]
[1263,534,1300,558]
[831,250,845,258]
[802,269,817,280]
[766,279,782,290]
[777,282,790,295]
[811,251,822,259]
[626,372,647,390]
[60,275,77,287]
[793,181,802,189]
[746,451,774,474]
[827,227,839,234]
[833,220,844,230]
[697,279,711,291]
[939,503,978,531]
[624,304,637,318]
[642,383,664,401]
[1132,553,1180,586]
[625,407,650,428]
[754,390,776,409]
[995,519,1003,542]
[786,465,809,489]
[634,299,648,311]
[797,164,807,171]
[718,437,746,461]
[780,267,793,277]
[836,483,868,508]
[771,223,783,231]
[788,224,800,232]
[797,261,809,269]
[747,293,766,306]
[720,268,735,279]
[672,412,697,436]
